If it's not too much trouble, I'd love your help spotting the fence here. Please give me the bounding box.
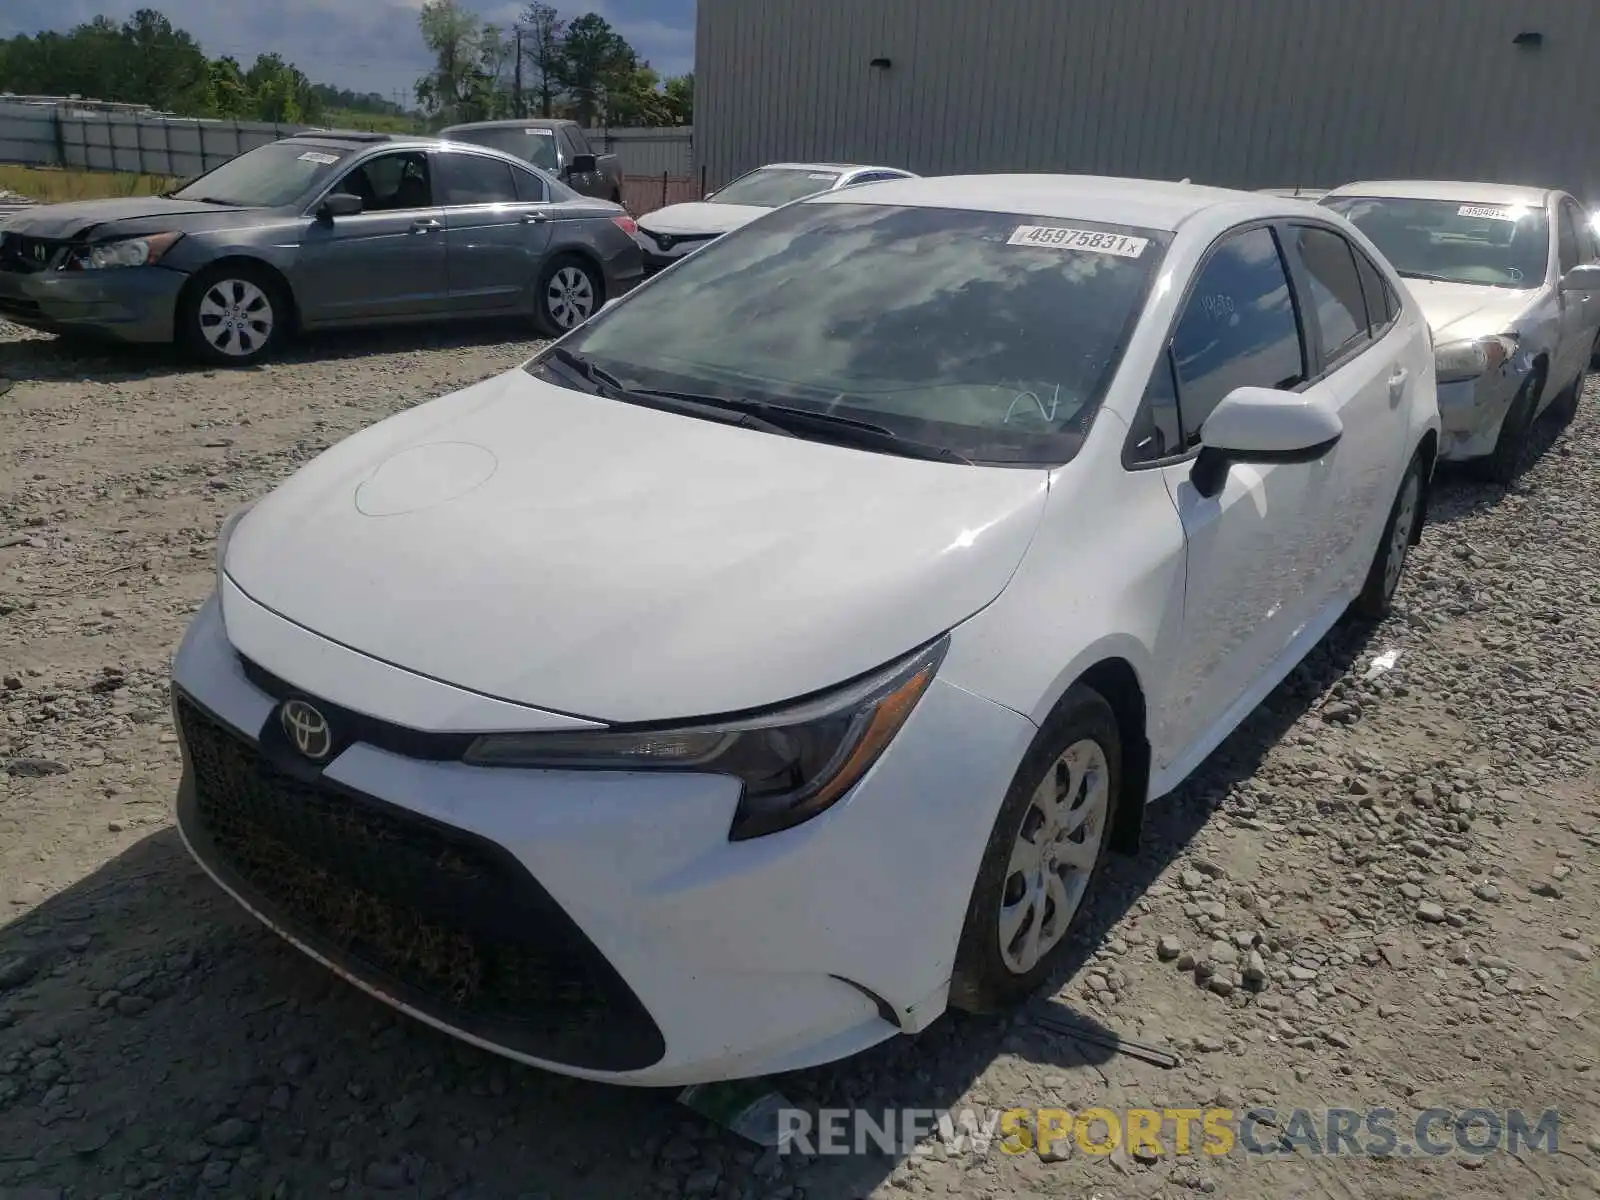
[585,126,693,178]
[0,101,304,178]
[620,172,704,217]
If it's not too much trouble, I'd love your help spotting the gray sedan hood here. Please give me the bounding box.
[0,196,251,239]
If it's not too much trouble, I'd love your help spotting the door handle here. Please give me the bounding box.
[1388,367,1408,403]
[520,211,550,224]
[409,218,442,233]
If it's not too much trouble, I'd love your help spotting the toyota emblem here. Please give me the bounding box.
[280,699,333,761]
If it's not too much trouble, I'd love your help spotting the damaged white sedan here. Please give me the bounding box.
[1324,181,1600,482]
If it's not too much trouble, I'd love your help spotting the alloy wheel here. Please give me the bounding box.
[546,266,596,329]
[998,738,1110,975]
[197,278,273,359]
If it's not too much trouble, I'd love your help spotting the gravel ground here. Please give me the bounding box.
[1,320,1597,1200]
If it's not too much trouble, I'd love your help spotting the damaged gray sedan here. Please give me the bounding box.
[1324,181,1600,483]
[0,131,643,366]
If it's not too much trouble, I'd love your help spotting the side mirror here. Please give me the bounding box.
[1191,386,1343,499]
[570,153,598,175]
[318,193,363,221]
[1560,262,1600,293]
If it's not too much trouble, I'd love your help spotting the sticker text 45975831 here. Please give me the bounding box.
[1007,225,1149,258]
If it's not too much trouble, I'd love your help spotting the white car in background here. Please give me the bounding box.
[633,161,917,270]
[174,175,1438,1086]
[1323,181,1600,483]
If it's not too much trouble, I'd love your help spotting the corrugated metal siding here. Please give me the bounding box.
[697,0,1600,201]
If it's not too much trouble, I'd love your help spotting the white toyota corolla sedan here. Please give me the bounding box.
[171,175,1440,1086]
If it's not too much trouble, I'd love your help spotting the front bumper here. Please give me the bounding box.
[0,264,183,342]
[1435,363,1527,461]
[634,231,720,272]
[170,591,1036,1085]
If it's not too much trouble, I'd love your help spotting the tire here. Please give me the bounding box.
[947,686,1123,1015]
[179,263,287,367]
[1549,367,1583,426]
[1470,373,1539,485]
[534,255,602,337]
[1352,452,1424,620]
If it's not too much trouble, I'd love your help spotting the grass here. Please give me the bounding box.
[316,108,426,135]
[0,164,176,203]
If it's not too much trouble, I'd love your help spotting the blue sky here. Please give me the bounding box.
[2,1,696,103]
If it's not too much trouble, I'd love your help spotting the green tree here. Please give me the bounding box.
[662,72,693,125]
[520,1,566,118]
[205,56,252,119]
[415,0,484,122]
[555,12,636,126]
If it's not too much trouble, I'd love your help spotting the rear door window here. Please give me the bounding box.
[437,152,519,206]
[1294,225,1370,363]
[1352,247,1396,332]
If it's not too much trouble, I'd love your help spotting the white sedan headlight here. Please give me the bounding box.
[465,638,947,840]
[1434,335,1516,384]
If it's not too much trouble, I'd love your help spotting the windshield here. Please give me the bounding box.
[711,167,842,208]
[171,141,352,207]
[543,200,1170,464]
[444,126,559,172]
[1322,195,1550,288]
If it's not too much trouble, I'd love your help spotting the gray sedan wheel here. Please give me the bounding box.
[535,256,601,336]
[180,264,286,367]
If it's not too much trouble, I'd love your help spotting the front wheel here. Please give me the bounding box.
[179,265,286,366]
[533,255,602,336]
[947,687,1122,1014]
[1352,453,1424,620]
[1470,375,1539,485]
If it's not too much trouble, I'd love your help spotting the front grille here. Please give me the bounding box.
[0,232,66,274]
[175,694,665,1071]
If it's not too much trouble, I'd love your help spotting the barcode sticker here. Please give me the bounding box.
[297,151,340,165]
[1458,204,1518,220]
[1007,225,1149,257]
[525,128,555,136]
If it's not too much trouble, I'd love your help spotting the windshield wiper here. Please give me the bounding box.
[1396,269,1456,283]
[539,348,795,437]
[624,386,973,464]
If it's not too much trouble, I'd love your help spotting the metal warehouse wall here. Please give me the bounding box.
[696,0,1600,200]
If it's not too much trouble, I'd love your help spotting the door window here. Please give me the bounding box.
[1351,246,1396,334]
[512,166,550,203]
[330,152,433,212]
[1563,199,1597,263]
[1557,202,1580,274]
[437,152,519,206]
[1294,226,1369,363]
[567,126,593,155]
[1170,226,1307,445]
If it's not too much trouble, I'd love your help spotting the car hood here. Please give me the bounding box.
[636,201,770,237]
[0,196,252,239]
[1406,278,1540,343]
[224,369,1049,723]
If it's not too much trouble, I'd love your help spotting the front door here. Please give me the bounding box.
[295,150,450,325]
[434,150,554,313]
[1152,224,1320,767]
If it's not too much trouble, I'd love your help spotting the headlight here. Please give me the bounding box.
[465,637,948,840]
[68,232,181,270]
[215,501,256,583]
[1434,335,1515,384]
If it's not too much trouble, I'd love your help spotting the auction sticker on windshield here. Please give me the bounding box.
[1458,205,1519,221]
[1007,225,1148,257]
[297,151,340,165]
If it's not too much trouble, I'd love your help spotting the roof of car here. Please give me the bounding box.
[287,130,409,146]
[807,174,1302,231]
[760,162,905,174]
[1324,180,1556,206]
[439,118,577,130]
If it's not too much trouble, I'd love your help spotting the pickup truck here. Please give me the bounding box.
[438,119,624,203]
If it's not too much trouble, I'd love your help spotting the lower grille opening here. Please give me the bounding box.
[175,694,665,1072]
